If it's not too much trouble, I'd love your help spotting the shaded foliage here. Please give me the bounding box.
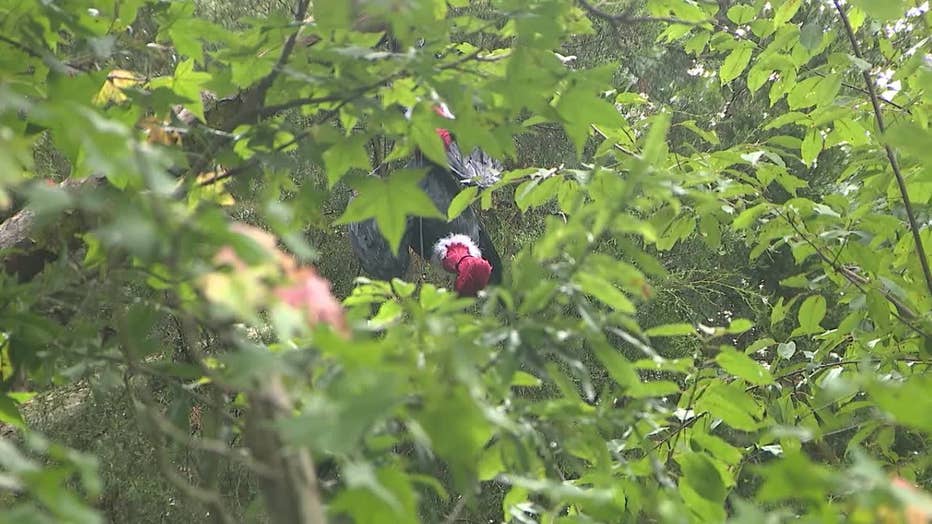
[1,0,931,523]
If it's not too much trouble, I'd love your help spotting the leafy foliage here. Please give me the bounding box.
[1,0,931,522]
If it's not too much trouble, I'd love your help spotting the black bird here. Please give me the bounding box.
[348,103,503,296]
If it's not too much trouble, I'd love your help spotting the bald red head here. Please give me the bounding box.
[434,234,493,296]
[454,256,492,296]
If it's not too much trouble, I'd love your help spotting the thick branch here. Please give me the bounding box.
[833,0,932,298]
[245,375,326,524]
[0,177,102,279]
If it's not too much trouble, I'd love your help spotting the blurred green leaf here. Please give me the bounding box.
[336,169,444,254]
[716,348,774,386]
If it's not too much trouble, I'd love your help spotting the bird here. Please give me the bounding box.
[348,102,503,297]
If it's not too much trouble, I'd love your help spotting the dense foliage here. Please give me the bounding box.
[1,0,931,522]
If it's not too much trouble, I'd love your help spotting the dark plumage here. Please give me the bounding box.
[347,159,503,287]
[347,218,410,281]
[347,102,503,295]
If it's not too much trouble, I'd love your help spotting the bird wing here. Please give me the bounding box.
[347,218,411,281]
[444,140,503,188]
[475,219,503,285]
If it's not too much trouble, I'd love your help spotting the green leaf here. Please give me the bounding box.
[732,203,770,230]
[747,64,771,93]
[796,295,826,332]
[314,0,353,31]
[684,31,710,55]
[691,433,743,465]
[335,169,444,254]
[869,375,932,433]
[447,186,478,220]
[678,452,726,501]
[511,371,542,387]
[764,112,810,130]
[678,120,720,145]
[645,323,695,337]
[323,135,370,187]
[557,87,625,156]
[773,0,802,26]
[720,43,754,84]
[787,77,822,109]
[575,273,635,313]
[417,387,493,490]
[851,0,907,22]
[697,382,762,431]
[727,5,757,24]
[591,340,639,389]
[411,118,449,168]
[163,59,212,121]
[642,113,671,165]
[699,213,722,249]
[330,464,418,524]
[755,451,835,504]
[812,74,842,106]
[629,380,681,398]
[726,318,754,334]
[0,394,26,429]
[800,128,822,167]
[799,22,822,50]
[716,348,774,386]
[516,176,562,212]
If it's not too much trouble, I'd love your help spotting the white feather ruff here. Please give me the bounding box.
[432,233,481,265]
[436,102,456,120]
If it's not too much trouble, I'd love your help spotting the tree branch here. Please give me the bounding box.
[251,0,313,115]
[832,0,932,298]
[0,176,103,279]
[577,0,711,27]
[124,373,237,524]
[245,375,327,524]
[780,210,928,338]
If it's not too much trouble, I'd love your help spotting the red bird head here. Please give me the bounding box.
[433,103,455,147]
[433,234,492,296]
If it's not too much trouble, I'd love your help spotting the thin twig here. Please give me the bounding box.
[651,412,708,453]
[745,355,931,394]
[591,124,638,157]
[123,374,237,524]
[197,99,351,188]
[140,398,276,478]
[0,35,41,58]
[780,211,928,338]
[665,360,704,462]
[832,0,932,298]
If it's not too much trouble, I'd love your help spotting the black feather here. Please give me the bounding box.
[347,218,411,281]
[347,141,503,286]
[445,140,503,188]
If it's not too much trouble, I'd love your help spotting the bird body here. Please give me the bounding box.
[347,103,502,296]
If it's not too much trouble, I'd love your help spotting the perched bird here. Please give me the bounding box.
[348,103,503,296]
